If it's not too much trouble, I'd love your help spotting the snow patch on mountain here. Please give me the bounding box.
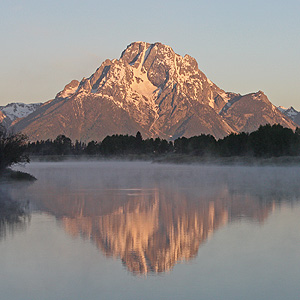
[278,106,300,125]
[60,84,78,98]
[278,106,287,112]
[0,102,42,122]
[286,107,298,117]
[131,68,157,100]
[56,80,80,99]
[218,92,231,103]
[278,106,298,116]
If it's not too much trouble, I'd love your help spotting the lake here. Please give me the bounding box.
[1,161,300,300]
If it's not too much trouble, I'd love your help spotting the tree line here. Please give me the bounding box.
[2,123,300,172]
[25,124,300,158]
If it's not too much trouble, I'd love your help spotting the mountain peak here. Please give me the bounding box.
[250,90,268,102]
[56,80,80,99]
[278,105,300,126]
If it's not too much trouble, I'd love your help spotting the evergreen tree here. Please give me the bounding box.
[54,135,72,155]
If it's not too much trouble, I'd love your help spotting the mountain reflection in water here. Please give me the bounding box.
[62,188,230,274]
[23,162,300,275]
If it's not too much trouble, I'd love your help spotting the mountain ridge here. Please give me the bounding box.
[3,41,297,141]
[0,102,42,129]
[278,106,300,126]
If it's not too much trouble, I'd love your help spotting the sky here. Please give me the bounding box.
[0,0,299,109]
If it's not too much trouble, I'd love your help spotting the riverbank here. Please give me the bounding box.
[0,168,37,182]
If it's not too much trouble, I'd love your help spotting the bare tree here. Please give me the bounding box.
[0,125,29,171]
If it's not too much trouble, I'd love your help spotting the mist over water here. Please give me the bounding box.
[1,161,300,300]
[20,160,300,199]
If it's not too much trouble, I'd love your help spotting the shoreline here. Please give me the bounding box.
[27,154,300,166]
[0,168,37,182]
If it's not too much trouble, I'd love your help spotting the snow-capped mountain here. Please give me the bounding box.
[11,42,296,141]
[278,106,300,126]
[0,102,42,127]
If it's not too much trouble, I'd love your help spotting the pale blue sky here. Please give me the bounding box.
[1,0,299,109]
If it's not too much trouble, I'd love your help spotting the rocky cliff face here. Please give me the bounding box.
[11,42,296,141]
[0,111,9,129]
[220,91,296,132]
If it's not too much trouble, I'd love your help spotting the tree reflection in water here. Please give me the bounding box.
[0,189,30,240]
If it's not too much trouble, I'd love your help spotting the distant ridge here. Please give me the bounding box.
[0,102,42,128]
[278,106,300,126]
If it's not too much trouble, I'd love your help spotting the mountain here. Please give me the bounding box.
[219,91,296,132]
[11,42,296,142]
[278,106,300,126]
[0,102,42,128]
[0,111,10,129]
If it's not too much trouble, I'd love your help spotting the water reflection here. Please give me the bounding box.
[21,162,300,275]
[56,187,277,274]
[0,188,30,240]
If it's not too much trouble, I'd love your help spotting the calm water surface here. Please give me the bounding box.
[0,161,300,300]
